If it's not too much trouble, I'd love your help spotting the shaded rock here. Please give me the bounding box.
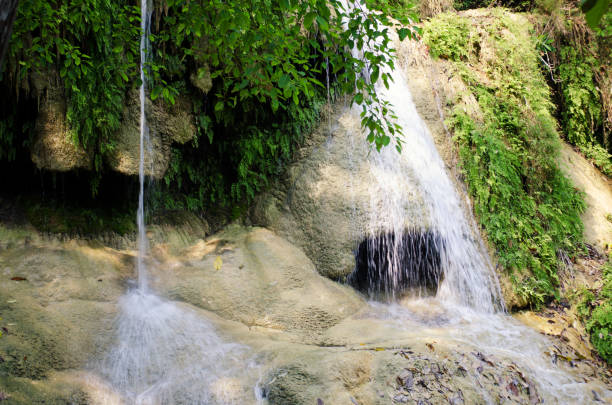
[30,70,91,172]
[106,90,196,178]
[190,65,213,94]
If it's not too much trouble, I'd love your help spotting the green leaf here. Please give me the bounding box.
[581,0,609,28]
[397,28,411,41]
[353,93,364,104]
[304,12,317,29]
[215,100,225,112]
[316,15,329,32]
[278,74,290,89]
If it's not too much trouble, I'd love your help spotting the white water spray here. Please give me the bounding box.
[340,0,501,310]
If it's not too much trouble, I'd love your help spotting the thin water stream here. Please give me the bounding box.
[95,1,257,403]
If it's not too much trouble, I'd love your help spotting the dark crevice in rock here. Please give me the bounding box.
[349,229,445,299]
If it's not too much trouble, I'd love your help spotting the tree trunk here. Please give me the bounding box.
[0,0,19,68]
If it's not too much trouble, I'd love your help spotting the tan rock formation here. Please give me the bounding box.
[106,90,197,179]
[29,71,92,171]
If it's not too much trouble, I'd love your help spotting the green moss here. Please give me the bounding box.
[0,376,88,404]
[24,200,135,236]
[423,13,473,61]
[551,10,612,176]
[425,10,585,307]
[557,45,611,173]
[578,261,612,364]
[578,143,612,176]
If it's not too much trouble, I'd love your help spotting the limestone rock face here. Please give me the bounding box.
[106,90,197,179]
[251,108,426,280]
[29,71,92,172]
[558,143,612,252]
[27,71,196,178]
[190,65,213,94]
[148,225,364,344]
[0,228,131,381]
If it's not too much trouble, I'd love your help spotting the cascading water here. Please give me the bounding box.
[95,2,255,403]
[341,1,610,402]
[358,65,503,311]
[342,2,501,311]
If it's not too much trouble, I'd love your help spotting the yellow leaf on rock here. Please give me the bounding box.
[214,256,223,271]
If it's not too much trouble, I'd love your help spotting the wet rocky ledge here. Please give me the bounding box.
[0,224,609,404]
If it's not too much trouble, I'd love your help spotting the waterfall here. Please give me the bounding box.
[341,2,501,311]
[339,3,610,403]
[361,67,503,310]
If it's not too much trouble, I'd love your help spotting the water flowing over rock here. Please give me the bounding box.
[0,223,610,403]
[254,28,501,311]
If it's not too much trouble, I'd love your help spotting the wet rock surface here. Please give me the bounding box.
[251,107,427,281]
[148,225,364,344]
[0,224,610,404]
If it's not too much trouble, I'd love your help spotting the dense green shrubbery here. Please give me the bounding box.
[422,14,471,60]
[5,0,141,178]
[1,0,419,209]
[425,11,585,306]
[578,260,612,364]
[553,15,612,176]
[154,92,327,210]
[453,0,537,11]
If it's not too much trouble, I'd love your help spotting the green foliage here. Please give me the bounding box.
[155,91,327,211]
[557,44,611,175]
[5,0,141,189]
[366,0,420,24]
[514,276,549,309]
[454,0,536,11]
[424,11,585,305]
[3,0,419,207]
[582,0,611,29]
[579,143,612,176]
[143,0,419,210]
[578,260,612,363]
[423,13,472,61]
[558,47,602,145]
[153,0,418,151]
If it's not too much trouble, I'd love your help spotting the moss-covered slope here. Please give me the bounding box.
[422,9,585,306]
